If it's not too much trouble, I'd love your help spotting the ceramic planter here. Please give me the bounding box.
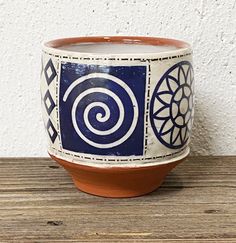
[40,36,194,198]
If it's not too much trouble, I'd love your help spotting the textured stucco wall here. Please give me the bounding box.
[0,0,235,156]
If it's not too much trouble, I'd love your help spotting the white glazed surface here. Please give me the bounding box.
[41,40,193,167]
[58,43,179,53]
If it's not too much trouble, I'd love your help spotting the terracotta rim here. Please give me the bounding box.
[43,36,191,57]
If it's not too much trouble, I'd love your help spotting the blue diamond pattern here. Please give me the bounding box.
[44,59,56,85]
[43,90,55,115]
[46,119,57,143]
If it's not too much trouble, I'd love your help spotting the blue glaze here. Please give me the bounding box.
[59,63,146,156]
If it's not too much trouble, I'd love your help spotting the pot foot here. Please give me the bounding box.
[50,154,182,198]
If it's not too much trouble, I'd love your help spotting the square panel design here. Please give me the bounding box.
[59,63,146,156]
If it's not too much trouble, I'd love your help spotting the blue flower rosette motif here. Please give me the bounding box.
[150,61,194,149]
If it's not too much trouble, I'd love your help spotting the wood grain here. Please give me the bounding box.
[0,157,235,242]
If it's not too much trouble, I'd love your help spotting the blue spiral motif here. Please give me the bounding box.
[62,73,139,149]
[150,61,194,149]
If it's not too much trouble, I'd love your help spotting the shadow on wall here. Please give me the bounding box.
[190,100,214,155]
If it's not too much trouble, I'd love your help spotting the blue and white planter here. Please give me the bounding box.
[41,37,194,168]
[40,36,194,197]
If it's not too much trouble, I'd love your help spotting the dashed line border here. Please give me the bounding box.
[144,61,151,154]
[50,146,187,164]
[54,58,63,150]
[43,51,192,62]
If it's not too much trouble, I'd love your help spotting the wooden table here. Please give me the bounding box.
[0,157,235,242]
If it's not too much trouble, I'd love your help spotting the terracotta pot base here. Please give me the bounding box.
[50,154,182,198]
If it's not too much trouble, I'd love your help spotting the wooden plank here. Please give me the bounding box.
[0,157,235,242]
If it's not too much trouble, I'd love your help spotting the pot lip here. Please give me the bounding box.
[48,147,189,171]
[42,36,192,58]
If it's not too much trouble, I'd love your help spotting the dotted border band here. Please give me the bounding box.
[43,51,192,62]
[50,146,187,164]
[55,58,62,150]
[144,61,151,154]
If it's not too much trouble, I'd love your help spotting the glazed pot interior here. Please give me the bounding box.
[57,43,180,54]
[45,36,190,54]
